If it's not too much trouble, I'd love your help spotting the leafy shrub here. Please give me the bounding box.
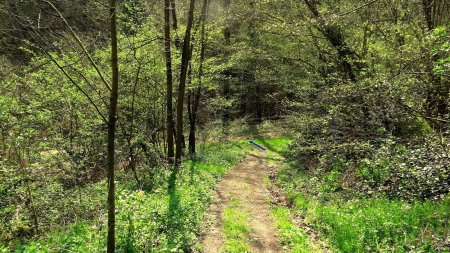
[4,140,250,252]
[357,138,450,200]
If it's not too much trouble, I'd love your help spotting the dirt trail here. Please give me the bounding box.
[202,151,281,253]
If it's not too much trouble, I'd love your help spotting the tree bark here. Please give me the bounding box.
[175,0,196,165]
[107,0,119,251]
[188,0,208,155]
[125,67,141,186]
[422,0,434,31]
[188,86,202,155]
[170,0,181,48]
[164,0,175,163]
[170,0,178,30]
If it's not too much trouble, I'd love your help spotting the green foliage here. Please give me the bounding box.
[253,138,291,155]
[1,0,450,250]
[2,140,250,252]
[432,26,450,76]
[277,163,450,253]
[0,19,169,244]
[270,138,450,252]
[290,113,449,200]
[356,139,450,200]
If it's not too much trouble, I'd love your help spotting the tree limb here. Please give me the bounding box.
[43,0,112,92]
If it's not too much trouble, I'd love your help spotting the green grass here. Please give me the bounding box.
[260,137,450,252]
[252,138,291,166]
[272,207,314,253]
[223,199,251,253]
[4,140,252,253]
[9,136,444,252]
[278,166,450,253]
[260,138,321,252]
[252,138,291,155]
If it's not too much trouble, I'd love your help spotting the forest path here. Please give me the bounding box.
[201,151,282,252]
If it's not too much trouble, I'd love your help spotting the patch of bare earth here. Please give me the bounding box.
[201,151,281,253]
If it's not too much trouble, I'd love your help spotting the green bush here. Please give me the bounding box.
[4,140,250,252]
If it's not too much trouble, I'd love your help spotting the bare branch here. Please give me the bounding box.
[338,0,380,17]
[2,3,109,124]
[43,0,112,91]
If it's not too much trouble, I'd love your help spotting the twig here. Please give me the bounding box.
[43,0,112,92]
[338,0,380,17]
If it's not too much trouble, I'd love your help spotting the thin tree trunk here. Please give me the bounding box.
[164,0,175,163]
[127,74,141,186]
[175,0,196,165]
[16,150,39,234]
[170,0,178,30]
[171,0,181,48]
[422,0,434,30]
[107,0,119,251]
[188,0,209,155]
[223,0,231,45]
[188,89,195,154]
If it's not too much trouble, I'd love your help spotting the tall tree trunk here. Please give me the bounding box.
[170,0,178,30]
[247,1,261,123]
[107,0,119,251]
[187,90,196,155]
[422,0,434,31]
[124,69,141,186]
[188,85,202,155]
[171,0,181,48]
[175,0,196,165]
[188,0,209,155]
[164,0,175,163]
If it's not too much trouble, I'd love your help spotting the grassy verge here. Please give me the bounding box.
[255,138,319,252]
[272,207,314,253]
[252,138,291,155]
[2,140,251,252]
[277,159,450,252]
[223,199,251,253]
[256,137,450,252]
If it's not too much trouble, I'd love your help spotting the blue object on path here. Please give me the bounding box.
[249,140,266,151]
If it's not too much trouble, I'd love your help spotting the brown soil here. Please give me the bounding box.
[201,151,282,253]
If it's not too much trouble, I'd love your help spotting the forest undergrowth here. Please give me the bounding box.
[1,118,449,253]
[1,136,252,252]
[265,138,450,253]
